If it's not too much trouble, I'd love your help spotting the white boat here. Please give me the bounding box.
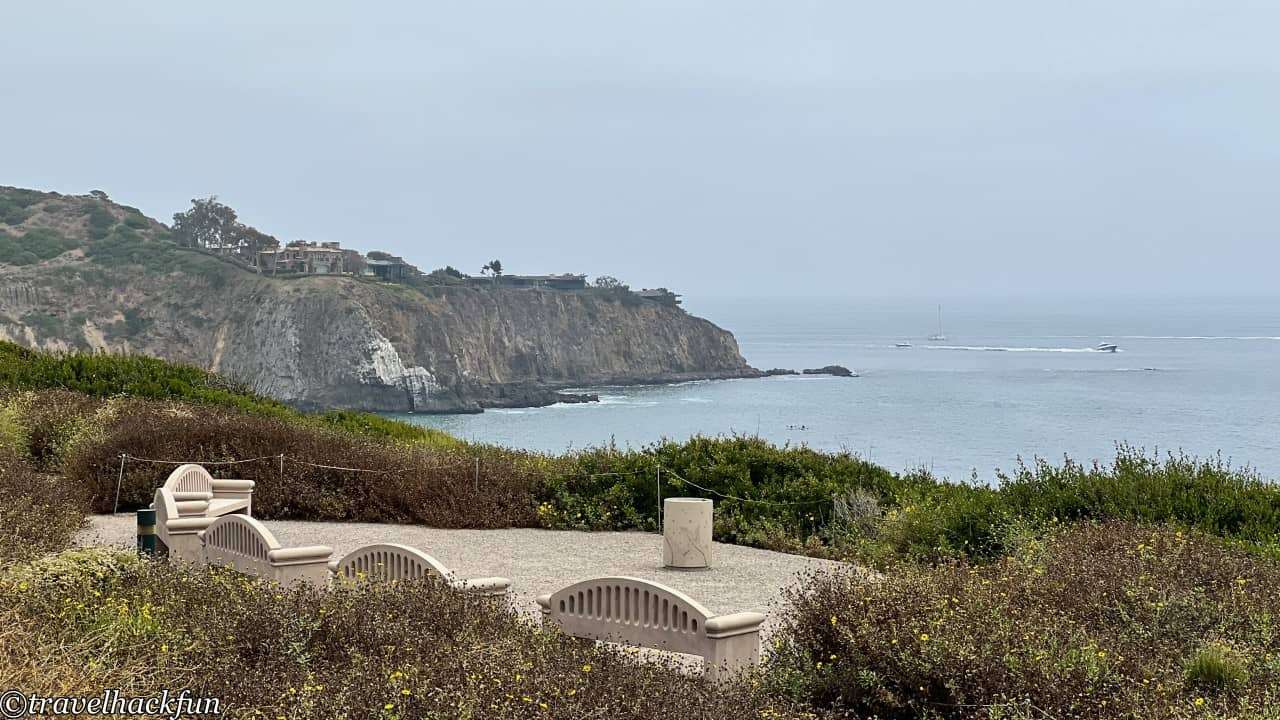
[928,304,947,341]
[1095,342,1118,353]
[895,342,912,348]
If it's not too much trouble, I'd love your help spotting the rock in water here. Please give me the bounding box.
[802,365,857,377]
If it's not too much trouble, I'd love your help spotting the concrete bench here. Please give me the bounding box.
[152,487,217,564]
[329,543,510,597]
[163,464,254,518]
[535,576,765,680]
[200,514,332,589]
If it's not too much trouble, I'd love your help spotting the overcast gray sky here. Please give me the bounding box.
[3,1,1277,297]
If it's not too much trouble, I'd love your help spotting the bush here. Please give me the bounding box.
[770,522,1280,718]
[0,343,452,446]
[1186,645,1250,693]
[539,436,900,552]
[60,397,538,528]
[85,204,116,239]
[0,227,77,265]
[0,549,798,719]
[0,449,87,565]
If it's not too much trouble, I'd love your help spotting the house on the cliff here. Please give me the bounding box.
[637,288,682,305]
[258,241,346,275]
[463,273,587,290]
[366,256,415,282]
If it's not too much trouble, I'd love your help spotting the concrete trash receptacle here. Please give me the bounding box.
[663,497,713,568]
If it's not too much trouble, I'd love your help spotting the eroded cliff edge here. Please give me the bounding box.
[210,277,759,412]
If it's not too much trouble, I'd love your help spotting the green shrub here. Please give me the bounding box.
[538,435,899,552]
[1186,645,1250,692]
[122,212,149,229]
[0,227,77,265]
[85,205,116,239]
[771,522,1280,718]
[0,342,448,446]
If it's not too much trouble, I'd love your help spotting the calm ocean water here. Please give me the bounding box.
[390,296,1280,482]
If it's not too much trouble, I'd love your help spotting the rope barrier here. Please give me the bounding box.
[113,453,833,522]
[283,458,397,474]
[118,453,280,466]
[660,466,833,507]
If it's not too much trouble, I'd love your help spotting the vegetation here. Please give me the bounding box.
[171,195,276,256]
[0,547,796,719]
[0,449,86,564]
[0,226,78,265]
[2,344,1280,716]
[0,342,454,447]
[770,522,1280,718]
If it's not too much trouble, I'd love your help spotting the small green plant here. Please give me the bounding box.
[1186,645,1249,692]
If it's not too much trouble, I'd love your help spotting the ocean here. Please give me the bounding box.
[389,296,1280,482]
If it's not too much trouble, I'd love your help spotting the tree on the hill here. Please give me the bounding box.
[172,197,239,249]
[481,260,504,282]
[172,197,276,258]
[593,275,627,289]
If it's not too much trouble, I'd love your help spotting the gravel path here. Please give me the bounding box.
[80,515,849,628]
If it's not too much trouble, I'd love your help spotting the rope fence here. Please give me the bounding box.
[112,451,838,520]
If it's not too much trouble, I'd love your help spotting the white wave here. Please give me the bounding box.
[682,397,712,403]
[1042,335,1280,341]
[926,345,1120,353]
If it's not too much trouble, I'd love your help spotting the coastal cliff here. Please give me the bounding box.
[0,186,757,411]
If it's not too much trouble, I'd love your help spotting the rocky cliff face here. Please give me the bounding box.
[0,187,757,412]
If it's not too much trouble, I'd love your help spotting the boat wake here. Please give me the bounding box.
[926,345,1122,353]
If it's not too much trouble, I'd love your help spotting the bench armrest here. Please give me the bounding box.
[268,545,333,566]
[165,517,217,533]
[451,576,511,597]
[535,593,552,614]
[705,612,766,638]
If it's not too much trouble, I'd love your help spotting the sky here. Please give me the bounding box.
[2,1,1277,298]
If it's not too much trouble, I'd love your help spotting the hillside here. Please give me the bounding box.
[0,186,758,412]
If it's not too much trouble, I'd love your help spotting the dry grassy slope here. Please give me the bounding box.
[0,186,756,412]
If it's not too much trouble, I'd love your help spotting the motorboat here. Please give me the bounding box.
[895,342,912,348]
[1095,342,1118,353]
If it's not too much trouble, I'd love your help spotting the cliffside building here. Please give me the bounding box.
[637,288,682,305]
[464,273,587,290]
[366,255,415,281]
[258,241,346,275]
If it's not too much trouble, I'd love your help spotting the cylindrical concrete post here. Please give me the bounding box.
[662,497,713,568]
[136,508,157,557]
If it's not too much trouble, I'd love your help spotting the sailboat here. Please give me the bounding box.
[928,305,947,342]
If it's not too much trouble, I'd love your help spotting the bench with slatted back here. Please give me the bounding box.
[328,543,510,597]
[200,514,332,589]
[163,464,254,518]
[536,576,765,680]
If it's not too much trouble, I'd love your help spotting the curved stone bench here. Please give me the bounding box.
[163,464,254,517]
[535,576,765,680]
[329,543,510,597]
[200,514,332,588]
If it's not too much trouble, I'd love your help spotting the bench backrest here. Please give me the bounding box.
[333,543,453,582]
[202,514,280,575]
[164,464,214,495]
[542,576,714,656]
